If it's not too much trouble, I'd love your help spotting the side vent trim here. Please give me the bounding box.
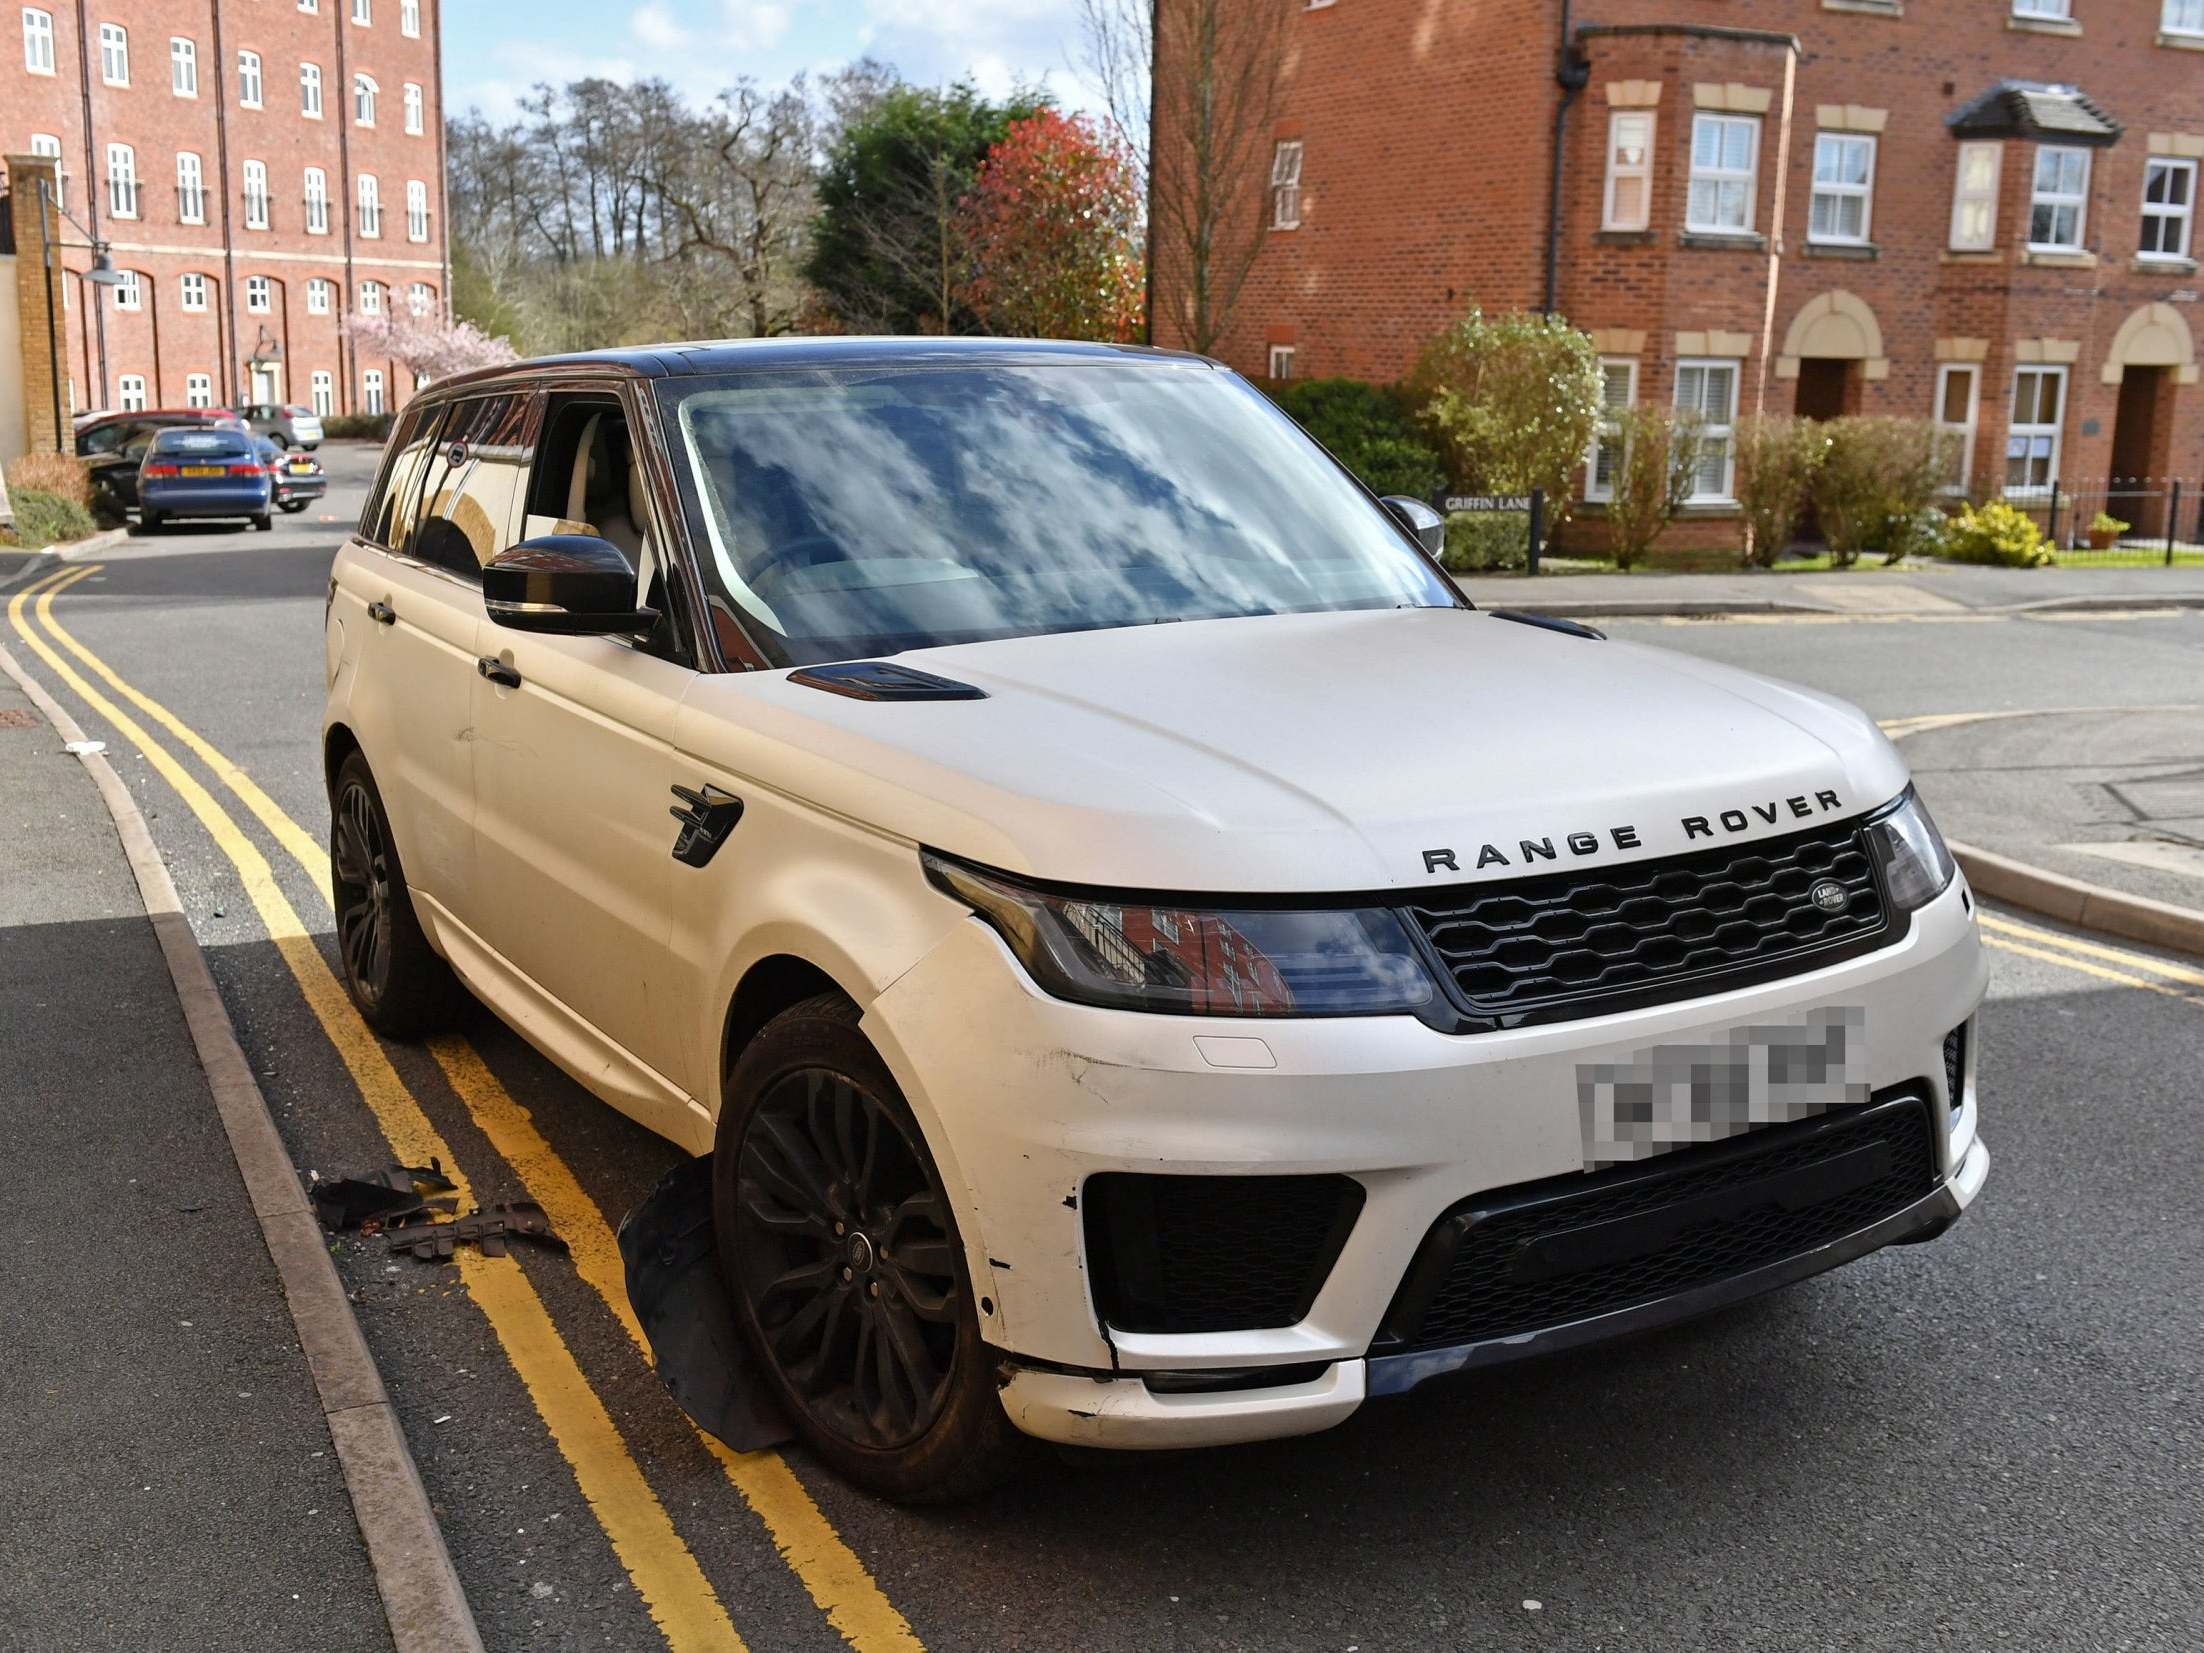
[789,661,989,701]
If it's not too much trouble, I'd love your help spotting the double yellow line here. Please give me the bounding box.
[1978,908,2204,1009]
[9,564,921,1653]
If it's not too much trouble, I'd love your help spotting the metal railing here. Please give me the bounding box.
[1974,476,2202,562]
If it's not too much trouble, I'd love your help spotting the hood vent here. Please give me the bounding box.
[788,661,989,701]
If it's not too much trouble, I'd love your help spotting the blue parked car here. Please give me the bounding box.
[137,426,274,532]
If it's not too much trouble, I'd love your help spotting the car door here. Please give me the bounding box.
[466,386,700,1135]
[339,397,483,916]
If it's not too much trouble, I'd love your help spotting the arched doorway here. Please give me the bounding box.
[2101,303,2197,537]
[1775,291,1890,420]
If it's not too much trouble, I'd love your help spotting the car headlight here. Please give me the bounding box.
[922,852,1437,1017]
[1865,787,1955,911]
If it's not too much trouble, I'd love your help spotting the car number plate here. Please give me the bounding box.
[181,465,223,476]
[288,461,314,473]
[1576,1006,1869,1167]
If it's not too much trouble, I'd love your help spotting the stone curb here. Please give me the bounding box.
[0,627,484,1653]
[1950,840,2204,961]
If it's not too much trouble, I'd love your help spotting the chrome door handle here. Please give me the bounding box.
[477,656,521,688]
[366,599,396,625]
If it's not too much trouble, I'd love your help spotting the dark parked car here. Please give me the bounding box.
[138,426,274,532]
[78,410,244,515]
[253,436,328,512]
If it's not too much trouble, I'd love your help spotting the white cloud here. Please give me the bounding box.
[631,2,689,50]
[718,0,792,50]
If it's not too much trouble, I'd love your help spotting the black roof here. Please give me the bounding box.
[1946,81,2122,145]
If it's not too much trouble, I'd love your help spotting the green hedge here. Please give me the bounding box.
[1263,377,1446,500]
[5,487,98,548]
[321,412,394,441]
[1441,510,1531,572]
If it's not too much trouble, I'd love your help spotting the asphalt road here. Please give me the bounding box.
[7,456,2202,1652]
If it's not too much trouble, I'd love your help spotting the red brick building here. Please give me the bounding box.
[1154,0,2204,545]
[4,0,446,454]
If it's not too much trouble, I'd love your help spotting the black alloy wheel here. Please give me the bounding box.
[731,1068,961,1451]
[331,776,394,1012]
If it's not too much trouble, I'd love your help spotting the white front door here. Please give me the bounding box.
[250,365,280,405]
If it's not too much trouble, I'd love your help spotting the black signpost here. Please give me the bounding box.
[1429,487,1545,574]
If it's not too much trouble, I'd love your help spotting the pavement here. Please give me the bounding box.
[1460,561,2204,618]
[0,668,392,1651]
[4,448,2204,1650]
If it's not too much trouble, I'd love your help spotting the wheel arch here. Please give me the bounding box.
[719,953,857,1101]
[323,720,362,797]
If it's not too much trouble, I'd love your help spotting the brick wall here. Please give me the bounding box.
[3,0,444,437]
[1152,0,2204,553]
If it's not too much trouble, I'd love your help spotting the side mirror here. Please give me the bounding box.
[1381,495,1447,557]
[483,535,657,635]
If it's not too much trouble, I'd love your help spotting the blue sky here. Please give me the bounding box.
[442,0,1103,122]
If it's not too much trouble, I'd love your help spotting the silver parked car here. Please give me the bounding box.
[240,402,325,450]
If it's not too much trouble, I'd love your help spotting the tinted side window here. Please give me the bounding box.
[409,393,538,580]
[364,403,445,549]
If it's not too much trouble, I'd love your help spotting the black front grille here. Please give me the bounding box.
[1406,819,1891,1028]
[1380,1095,1939,1353]
[1083,1173,1364,1334]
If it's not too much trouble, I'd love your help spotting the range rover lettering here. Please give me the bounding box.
[323,339,1988,1502]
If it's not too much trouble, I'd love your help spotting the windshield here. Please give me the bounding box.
[149,428,252,457]
[664,359,1457,666]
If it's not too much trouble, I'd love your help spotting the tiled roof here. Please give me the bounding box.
[1946,81,2123,145]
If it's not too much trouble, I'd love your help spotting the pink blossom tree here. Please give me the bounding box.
[343,311,519,383]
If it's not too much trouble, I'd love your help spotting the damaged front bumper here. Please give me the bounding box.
[866,880,1988,1450]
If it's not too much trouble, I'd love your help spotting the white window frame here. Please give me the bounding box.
[301,61,323,118]
[2028,145,2090,251]
[2005,365,2066,496]
[118,373,148,412]
[1933,363,1980,492]
[1674,357,1740,503]
[1586,357,1638,503]
[176,151,206,224]
[113,269,142,310]
[238,48,262,107]
[408,281,433,315]
[2140,157,2197,261]
[2168,0,2204,35]
[1808,132,1876,246]
[2013,0,2070,15]
[304,167,330,234]
[406,179,429,241]
[245,274,272,313]
[23,8,55,74]
[98,21,126,85]
[310,370,334,417]
[351,0,371,22]
[243,159,270,229]
[170,35,197,97]
[184,372,213,409]
[306,277,333,314]
[357,172,381,237]
[180,271,209,312]
[1602,111,1654,232]
[1270,141,1303,230]
[400,0,418,34]
[1687,113,1760,235]
[1267,344,1295,380]
[403,81,424,134]
[300,0,318,11]
[354,71,376,127]
[361,369,386,417]
[359,279,384,315]
[29,131,62,205]
[107,142,138,219]
[1949,141,2002,251]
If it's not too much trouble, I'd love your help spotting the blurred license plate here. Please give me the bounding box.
[1576,1007,1869,1167]
[181,465,223,476]
[288,461,314,473]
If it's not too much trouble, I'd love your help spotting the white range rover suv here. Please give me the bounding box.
[324,339,1988,1501]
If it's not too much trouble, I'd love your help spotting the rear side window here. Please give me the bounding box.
[363,402,445,549]
[151,428,252,456]
[409,393,538,580]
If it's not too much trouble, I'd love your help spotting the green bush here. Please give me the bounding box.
[1732,415,1827,569]
[1265,377,1446,499]
[1813,417,1949,567]
[1941,500,2052,566]
[321,412,393,441]
[6,487,98,548]
[1405,309,1603,506]
[1441,510,1531,572]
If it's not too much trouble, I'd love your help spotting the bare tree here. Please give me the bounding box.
[1102,0,1285,356]
[651,80,819,338]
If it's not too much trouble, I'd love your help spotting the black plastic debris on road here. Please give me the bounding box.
[388,1201,569,1261]
[311,1160,456,1232]
[618,1154,792,1454]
